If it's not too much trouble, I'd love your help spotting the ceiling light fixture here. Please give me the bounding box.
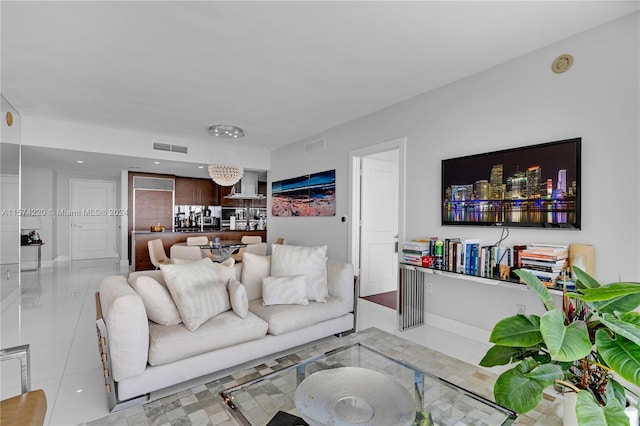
[208,124,245,186]
[207,124,245,138]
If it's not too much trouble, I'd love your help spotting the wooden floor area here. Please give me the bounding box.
[361,290,397,310]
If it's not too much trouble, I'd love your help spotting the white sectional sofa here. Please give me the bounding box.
[96,245,355,411]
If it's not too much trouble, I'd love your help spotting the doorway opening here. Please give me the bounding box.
[349,138,405,311]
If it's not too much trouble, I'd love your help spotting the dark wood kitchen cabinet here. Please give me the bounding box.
[175,177,219,205]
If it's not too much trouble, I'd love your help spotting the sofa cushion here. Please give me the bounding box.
[160,258,235,331]
[270,245,328,302]
[128,269,166,287]
[249,295,349,335]
[130,275,182,325]
[228,279,249,319]
[262,275,309,306]
[147,311,268,365]
[240,253,270,300]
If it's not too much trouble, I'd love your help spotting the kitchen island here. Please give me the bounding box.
[132,230,267,271]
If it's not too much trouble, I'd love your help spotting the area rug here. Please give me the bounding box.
[84,327,561,425]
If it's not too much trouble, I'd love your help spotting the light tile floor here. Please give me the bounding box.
[1,259,521,425]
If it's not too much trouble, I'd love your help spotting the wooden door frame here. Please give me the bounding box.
[348,138,406,284]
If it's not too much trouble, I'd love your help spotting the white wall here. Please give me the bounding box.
[20,166,123,262]
[269,14,639,330]
[21,167,54,262]
[20,116,271,171]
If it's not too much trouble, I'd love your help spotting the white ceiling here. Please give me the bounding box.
[2,1,638,176]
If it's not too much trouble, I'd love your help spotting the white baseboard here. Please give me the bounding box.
[54,255,70,263]
[424,312,490,344]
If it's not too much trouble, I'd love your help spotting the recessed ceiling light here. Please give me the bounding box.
[76,160,84,164]
[153,161,160,165]
[198,165,204,169]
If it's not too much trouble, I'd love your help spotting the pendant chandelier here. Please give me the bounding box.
[207,124,244,186]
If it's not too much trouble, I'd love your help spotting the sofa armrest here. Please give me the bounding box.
[326,259,355,312]
[99,276,149,381]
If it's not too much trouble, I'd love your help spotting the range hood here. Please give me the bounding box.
[224,171,266,199]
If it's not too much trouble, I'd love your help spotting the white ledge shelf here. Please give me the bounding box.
[400,263,564,296]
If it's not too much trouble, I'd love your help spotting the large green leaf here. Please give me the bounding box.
[590,293,640,315]
[573,267,601,290]
[493,360,564,413]
[479,345,526,367]
[515,269,555,311]
[540,310,591,362]
[599,312,640,346]
[596,329,640,387]
[605,379,627,409]
[489,314,543,347]
[572,268,640,313]
[575,390,629,426]
[577,283,640,302]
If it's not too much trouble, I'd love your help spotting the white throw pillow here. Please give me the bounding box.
[241,253,271,300]
[270,245,328,302]
[130,275,182,325]
[160,258,235,331]
[228,278,249,319]
[262,275,309,306]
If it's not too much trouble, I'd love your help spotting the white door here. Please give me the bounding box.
[70,179,117,260]
[360,151,399,297]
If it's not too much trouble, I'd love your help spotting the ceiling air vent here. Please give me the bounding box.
[153,142,171,152]
[305,138,326,153]
[171,144,188,154]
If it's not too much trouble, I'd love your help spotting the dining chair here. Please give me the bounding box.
[148,239,171,269]
[231,235,263,262]
[186,236,209,246]
[170,244,204,262]
[0,344,47,426]
[241,235,262,244]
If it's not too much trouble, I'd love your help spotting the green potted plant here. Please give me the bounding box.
[479,267,640,425]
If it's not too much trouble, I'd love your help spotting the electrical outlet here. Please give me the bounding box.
[427,282,433,293]
[517,304,526,315]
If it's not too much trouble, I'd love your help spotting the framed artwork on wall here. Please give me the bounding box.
[272,170,336,217]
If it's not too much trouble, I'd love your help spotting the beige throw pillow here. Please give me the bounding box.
[160,258,235,331]
[270,244,328,302]
[228,278,249,319]
[262,275,309,306]
[130,275,182,325]
[241,253,271,300]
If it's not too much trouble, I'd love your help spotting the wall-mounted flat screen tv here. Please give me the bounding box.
[442,137,581,229]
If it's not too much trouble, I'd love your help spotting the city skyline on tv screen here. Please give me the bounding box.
[441,138,581,228]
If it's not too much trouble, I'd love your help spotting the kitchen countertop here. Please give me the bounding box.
[132,229,264,234]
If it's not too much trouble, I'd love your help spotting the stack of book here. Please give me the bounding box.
[402,241,431,266]
[518,244,569,286]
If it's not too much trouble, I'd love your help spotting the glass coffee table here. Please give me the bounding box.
[220,343,517,426]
